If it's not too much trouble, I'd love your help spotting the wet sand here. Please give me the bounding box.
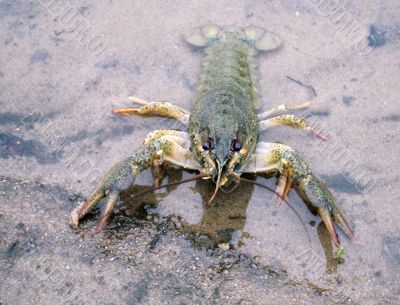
[1,1,400,304]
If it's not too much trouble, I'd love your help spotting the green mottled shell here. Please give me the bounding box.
[188,34,260,163]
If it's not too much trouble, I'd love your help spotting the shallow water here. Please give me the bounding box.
[1,0,400,304]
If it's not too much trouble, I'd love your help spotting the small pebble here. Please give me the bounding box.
[218,243,230,250]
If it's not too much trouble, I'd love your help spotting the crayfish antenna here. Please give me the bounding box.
[208,163,222,205]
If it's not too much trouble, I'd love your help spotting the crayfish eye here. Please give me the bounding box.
[231,139,242,152]
[202,138,214,151]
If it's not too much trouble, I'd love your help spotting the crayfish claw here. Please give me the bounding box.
[276,169,292,206]
[295,174,354,247]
